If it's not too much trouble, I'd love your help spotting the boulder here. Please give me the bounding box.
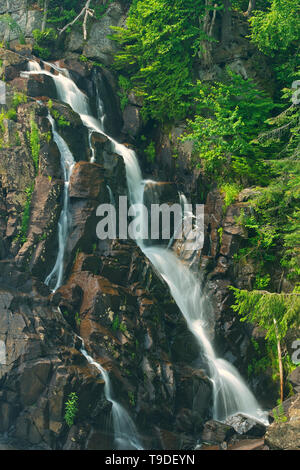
[27,74,57,99]
[225,413,267,437]
[265,394,300,450]
[82,3,126,65]
[122,105,143,137]
[69,162,106,201]
[49,101,89,162]
[288,366,300,393]
[201,420,235,444]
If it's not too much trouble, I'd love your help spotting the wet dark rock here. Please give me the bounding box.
[225,414,267,437]
[122,105,143,137]
[49,101,89,162]
[288,366,300,393]
[0,42,292,449]
[69,162,107,201]
[201,420,235,444]
[27,74,57,99]
[0,49,27,81]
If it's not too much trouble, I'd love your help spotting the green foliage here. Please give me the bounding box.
[0,14,25,44]
[249,0,300,56]
[236,102,300,280]
[249,0,300,86]
[221,183,241,209]
[111,0,210,122]
[12,92,27,109]
[93,0,113,20]
[75,312,81,326]
[181,70,274,183]
[232,0,269,12]
[112,314,120,331]
[32,28,58,60]
[231,288,300,344]
[119,322,127,334]
[247,339,278,380]
[27,118,40,172]
[273,400,288,423]
[254,273,271,290]
[5,108,17,121]
[51,109,70,128]
[118,75,131,111]
[144,141,156,163]
[79,54,88,62]
[0,106,21,147]
[64,392,79,427]
[17,184,35,244]
[232,286,300,396]
[128,390,135,406]
[46,0,80,27]
[218,227,223,245]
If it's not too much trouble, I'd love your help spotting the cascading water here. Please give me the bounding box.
[79,338,143,450]
[45,114,75,292]
[23,61,143,448]
[24,60,268,432]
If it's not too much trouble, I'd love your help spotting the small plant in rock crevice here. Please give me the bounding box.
[64,392,79,428]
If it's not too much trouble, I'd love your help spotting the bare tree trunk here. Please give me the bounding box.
[41,0,49,32]
[273,318,284,403]
[59,0,93,38]
[199,1,217,68]
[221,0,232,45]
[246,0,256,17]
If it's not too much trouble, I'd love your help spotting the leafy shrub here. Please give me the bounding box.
[250,0,300,56]
[51,109,70,128]
[0,14,25,44]
[17,184,35,244]
[144,141,156,163]
[32,28,57,59]
[111,0,209,122]
[181,70,274,183]
[220,183,241,209]
[64,392,79,427]
[27,118,40,172]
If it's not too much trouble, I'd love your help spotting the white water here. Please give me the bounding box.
[45,114,75,292]
[79,338,143,450]
[24,60,268,428]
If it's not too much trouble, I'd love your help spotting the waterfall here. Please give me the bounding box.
[23,60,268,431]
[45,114,75,292]
[79,338,143,450]
[23,60,144,449]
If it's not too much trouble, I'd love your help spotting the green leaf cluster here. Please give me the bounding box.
[27,118,40,173]
[17,184,35,245]
[111,0,209,122]
[64,392,79,427]
[32,28,58,60]
[181,70,274,183]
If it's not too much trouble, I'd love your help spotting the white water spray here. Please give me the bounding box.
[79,338,143,450]
[45,114,75,292]
[24,60,268,428]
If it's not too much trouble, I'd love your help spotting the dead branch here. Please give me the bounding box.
[58,0,94,38]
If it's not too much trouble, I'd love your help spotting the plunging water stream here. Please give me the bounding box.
[23,60,268,437]
[45,114,75,292]
[79,338,143,450]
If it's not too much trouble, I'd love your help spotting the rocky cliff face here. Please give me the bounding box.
[0,4,299,451]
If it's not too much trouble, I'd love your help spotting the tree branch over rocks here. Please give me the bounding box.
[58,0,94,40]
